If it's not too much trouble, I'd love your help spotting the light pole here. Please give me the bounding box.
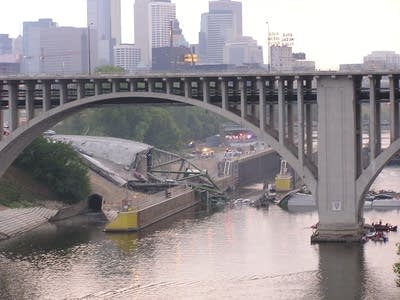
[266,21,270,72]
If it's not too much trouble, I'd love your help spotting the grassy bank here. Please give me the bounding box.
[0,166,63,209]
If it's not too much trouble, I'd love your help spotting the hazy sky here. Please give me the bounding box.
[1,0,400,69]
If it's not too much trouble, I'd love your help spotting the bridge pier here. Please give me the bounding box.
[313,76,363,242]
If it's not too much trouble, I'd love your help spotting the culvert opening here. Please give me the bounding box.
[88,194,103,212]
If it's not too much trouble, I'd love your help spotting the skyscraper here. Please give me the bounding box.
[134,0,175,68]
[209,0,242,37]
[22,18,57,74]
[87,0,121,67]
[199,0,242,64]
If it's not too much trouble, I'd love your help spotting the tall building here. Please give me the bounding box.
[205,12,234,64]
[22,18,57,74]
[223,36,263,66]
[199,0,243,64]
[209,0,242,37]
[0,34,12,55]
[87,0,121,67]
[134,0,175,68]
[40,27,89,75]
[113,44,141,72]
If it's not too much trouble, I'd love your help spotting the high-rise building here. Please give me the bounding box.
[205,12,234,64]
[87,0,121,67]
[39,27,89,75]
[199,0,243,64]
[134,0,175,68]
[113,44,141,72]
[0,34,12,55]
[22,18,57,74]
[209,0,242,37]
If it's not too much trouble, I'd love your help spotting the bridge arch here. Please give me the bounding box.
[356,139,400,211]
[0,91,317,194]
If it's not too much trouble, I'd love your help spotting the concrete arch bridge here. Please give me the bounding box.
[1,71,399,241]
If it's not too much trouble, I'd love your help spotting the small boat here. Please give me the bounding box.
[373,223,397,232]
[370,232,388,242]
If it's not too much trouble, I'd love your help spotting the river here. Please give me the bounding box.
[0,168,400,299]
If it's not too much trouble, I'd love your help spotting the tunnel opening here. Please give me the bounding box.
[88,194,103,212]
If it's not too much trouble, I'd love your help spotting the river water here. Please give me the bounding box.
[1,169,400,299]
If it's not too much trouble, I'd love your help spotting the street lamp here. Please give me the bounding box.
[266,21,270,72]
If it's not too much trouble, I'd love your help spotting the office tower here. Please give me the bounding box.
[113,44,141,72]
[0,34,12,55]
[209,0,242,37]
[22,18,57,74]
[199,0,242,64]
[223,36,263,66]
[40,27,90,75]
[134,0,175,68]
[87,0,121,66]
[205,12,234,64]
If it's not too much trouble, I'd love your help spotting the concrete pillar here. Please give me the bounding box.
[60,81,68,105]
[129,80,137,92]
[95,81,102,96]
[42,81,51,112]
[305,104,313,158]
[165,79,172,94]
[354,77,363,177]
[147,79,154,93]
[112,80,119,93]
[277,78,285,144]
[296,78,304,165]
[268,79,275,129]
[258,77,266,130]
[184,79,190,98]
[389,75,399,143]
[315,76,362,242]
[8,82,18,131]
[25,82,35,121]
[77,81,85,99]
[287,80,294,143]
[220,79,228,111]
[239,79,247,119]
[369,76,381,159]
[202,79,210,103]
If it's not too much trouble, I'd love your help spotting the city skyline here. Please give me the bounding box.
[1,0,399,69]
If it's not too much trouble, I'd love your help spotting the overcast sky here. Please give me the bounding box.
[1,0,399,69]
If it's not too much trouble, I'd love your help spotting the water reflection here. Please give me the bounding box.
[317,244,365,300]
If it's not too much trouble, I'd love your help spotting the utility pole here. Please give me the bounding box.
[266,21,270,72]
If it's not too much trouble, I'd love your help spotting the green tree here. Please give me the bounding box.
[14,137,90,204]
[95,65,125,74]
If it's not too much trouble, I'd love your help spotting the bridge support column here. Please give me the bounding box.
[42,81,51,112]
[314,76,363,242]
[296,78,305,165]
[25,82,35,121]
[59,81,68,105]
[258,77,266,130]
[220,78,227,111]
[390,75,399,142]
[277,78,285,145]
[202,79,210,103]
[8,81,18,131]
[239,79,247,119]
